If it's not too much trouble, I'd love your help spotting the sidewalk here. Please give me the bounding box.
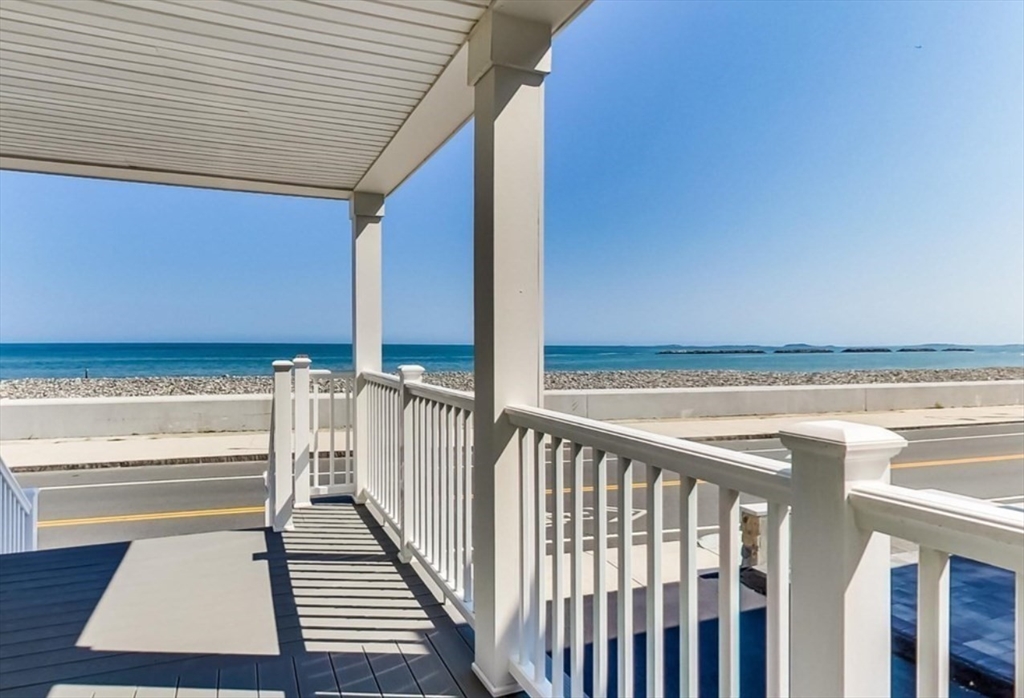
[615,404,1024,440]
[1,430,350,470]
[1,405,1020,470]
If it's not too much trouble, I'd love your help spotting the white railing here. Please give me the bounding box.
[1,455,38,555]
[266,357,356,532]
[362,367,477,625]
[271,362,1022,698]
[363,370,402,528]
[849,483,1024,698]
[506,405,792,698]
[309,368,355,496]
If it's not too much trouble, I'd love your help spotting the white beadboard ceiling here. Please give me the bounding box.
[0,0,499,198]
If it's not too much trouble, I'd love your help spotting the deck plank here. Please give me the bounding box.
[218,661,259,698]
[396,641,463,698]
[365,642,422,697]
[257,656,300,698]
[293,652,341,698]
[330,650,380,697]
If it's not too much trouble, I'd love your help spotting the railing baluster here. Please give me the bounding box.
[519,426,533,666]
[455,408,465,596]
[552,436,566,698]
[767,501,790,698]
[680,475,699,696]
[328,376,336,488]
[464,411,474,605]
[646,464,664,698]
[571,442,585,698]
[430,401,439,564]
[593,448,609,698]
[533,429,547,684]
[447,405,456,583]
[618,456,634,698]
[719,487,740,698]
[1016,572,1023,698]
[918,546,950,698]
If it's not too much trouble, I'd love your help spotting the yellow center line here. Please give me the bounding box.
[38,505,264,528]
[890,453,1022,469]
[37,454,1023,527]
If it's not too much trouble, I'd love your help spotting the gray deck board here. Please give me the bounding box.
[217,661,259,698]
[293,652,340,698]
[330,650,380,697]
[0,500,481,698]
[365,643,421,698]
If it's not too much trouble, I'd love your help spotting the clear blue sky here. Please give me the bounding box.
[1,0,1022,346]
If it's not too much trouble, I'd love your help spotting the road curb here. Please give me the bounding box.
[10,450,350,473]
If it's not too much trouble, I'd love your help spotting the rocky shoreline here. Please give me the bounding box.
[1,367,1021,399]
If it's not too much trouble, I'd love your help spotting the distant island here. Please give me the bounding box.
[657,349,766,355]
[655,345,983,356]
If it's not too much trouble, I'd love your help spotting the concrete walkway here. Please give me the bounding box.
[1,430,350,470]
[616,404,1024,439]
[2,405,1020,470]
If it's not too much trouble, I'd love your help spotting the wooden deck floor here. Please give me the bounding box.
[0,501,494,698]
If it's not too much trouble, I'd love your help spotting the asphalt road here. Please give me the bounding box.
[17,422,1024,550]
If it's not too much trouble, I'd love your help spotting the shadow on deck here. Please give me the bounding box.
[0,500,489,698]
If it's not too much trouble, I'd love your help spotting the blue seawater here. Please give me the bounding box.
[0,343,1021,380]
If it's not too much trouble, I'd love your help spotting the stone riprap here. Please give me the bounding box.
[1,367,1021,399]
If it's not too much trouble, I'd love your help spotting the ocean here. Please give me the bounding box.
[0,343,1021,380]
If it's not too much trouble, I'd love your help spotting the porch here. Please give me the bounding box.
[0,1,1021,696]
[0,501,489,698]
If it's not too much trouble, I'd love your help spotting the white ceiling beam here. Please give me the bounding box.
[0,156,353,200]
[354,0,591,196]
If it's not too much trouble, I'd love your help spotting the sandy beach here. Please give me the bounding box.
[1,366,1021,399]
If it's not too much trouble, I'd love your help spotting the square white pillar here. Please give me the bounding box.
[781,420,907,697]
[351,192,384,503]
[468,11,551,695]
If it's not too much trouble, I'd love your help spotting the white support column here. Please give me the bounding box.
[351,192,384,504]
[468,10,551,695]
[271,360,295,532]
[293,355,312,508]
[398,364,425,564]
[780,420,907,698]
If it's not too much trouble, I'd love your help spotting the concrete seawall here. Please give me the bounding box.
[1,380,1021,440]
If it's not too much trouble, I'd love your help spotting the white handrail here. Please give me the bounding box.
[851,482,1024,573]
[1,455,38,555]
[405,381,475,412]
[1,455,31,513]
[505,404,792,503]
[363,370,400,389]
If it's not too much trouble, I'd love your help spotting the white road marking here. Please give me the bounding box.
[39,474,263,491]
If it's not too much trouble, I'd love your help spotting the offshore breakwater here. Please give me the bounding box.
[2,367,1022,399]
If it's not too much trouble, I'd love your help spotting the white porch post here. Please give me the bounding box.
[780,421,907,697]
[351,192,385,504]
[270,359,295,532]
[293,355,312,508]
[468,11,550,695]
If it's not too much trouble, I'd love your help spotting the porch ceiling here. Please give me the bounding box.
[0,0,587,199]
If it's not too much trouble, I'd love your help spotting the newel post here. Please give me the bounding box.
[270,360,295,532]
[780,420,907,697]
[397,365,425,564]
[293,355,312,508]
